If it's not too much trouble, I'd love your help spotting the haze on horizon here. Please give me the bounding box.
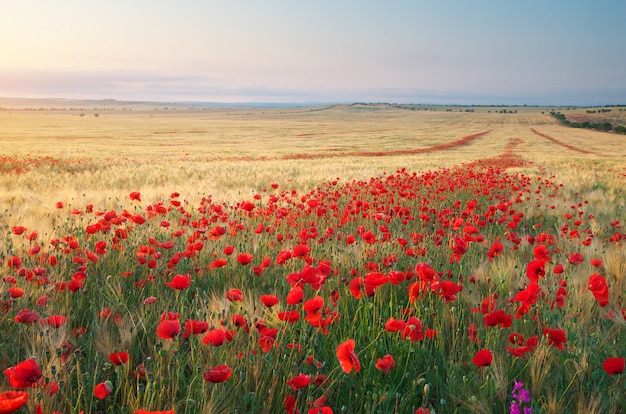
[1,1,625,106]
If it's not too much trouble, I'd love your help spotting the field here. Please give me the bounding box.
[0,102,625,413]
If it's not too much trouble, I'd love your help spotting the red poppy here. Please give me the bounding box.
[278,310,301,323]
[94,381,113,399]
[109,351,130,365]
[286,286,304,304]
[11,226,27,235]
[204,365,232,383]
[260,294,279,307]
[258,335,276,353]
[303,295,324,323]
[568,252,584,265]
[385,317,405,332]
[526,259,546,282]
[156,319,180,339]
[401,316,424,342]
[237,253,253,265]
[209,226,226,240]
[588,273,609,307]
[209,259,228,269]
[602,357,624,375]
[14,309,39,324]
[375,354,395,374]
[129,192,141,201]
[590,258,603,268]
[349,277,364,299]
[286,373,311,391]
[225,288,244,302]
[483,309,512,328]
[336,339,360,374]
[543,328,567,350]
[4,359,42,389]
[7,288,24,298]
[202,329,226,346]
[164,274,191,290]
[46,315,67,328]
[472,349,493,367]
[0,390,29,414]
[182,319,209,338]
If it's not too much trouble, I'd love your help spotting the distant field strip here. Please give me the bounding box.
[530,128,596,155]
[276,130,492,161]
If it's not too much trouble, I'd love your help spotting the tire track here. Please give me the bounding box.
[530,128,596,155]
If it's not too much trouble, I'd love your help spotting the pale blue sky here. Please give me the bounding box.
[1,1,625,104]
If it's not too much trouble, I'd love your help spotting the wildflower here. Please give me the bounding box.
[286,373,311,390]
[93,381,113,399]
[509,379,533,414]
[375,354,395,374]
[472,349,493,367]
[602,357,624,375]
[260,294,279,307]
[165,274,191,290]
[588,273,609,307]
[204,365,232,383]
[0,390,29,413]
[4,359,42,389]
[109,351,130,366]
[336,339,360,373]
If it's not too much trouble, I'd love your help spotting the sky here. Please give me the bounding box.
[1,1,625,105]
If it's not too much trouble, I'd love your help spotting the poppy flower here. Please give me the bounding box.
[336,339,361,374]
[472,349,493,367]
[237,253,253,265]
[375,354,395,374]
[401,316,424,342]
[543,328,567,350]
[182,319,209,338]
[602,357,624,375]
[588,273,609,307]
[209,259,228,269]
[204,365,232,383]
[109,351,130,365]
[278,310,301,323]
[11,226,27,235]
[286,286,304,305]
[202,328,226,346]
[164,274,191,290]
[94,381,113,399]
[260,294,279,307]
[225,288,244,302]
[129,192,141,201]
[349,277,364,299]
[4,359,42,389]
[258,335,276,353]
[7,288,24,298]
[14,309,39,324]
[45,315,67,328]
[286,373,311,390]
[590,258,603,268]
[568,252,584,265]
[156,319,180,339]
[0,390,29,413]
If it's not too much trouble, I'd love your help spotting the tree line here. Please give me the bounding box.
[550,111,626,134]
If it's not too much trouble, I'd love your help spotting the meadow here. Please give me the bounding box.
[0,102,625,413]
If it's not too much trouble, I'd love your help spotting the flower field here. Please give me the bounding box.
[1,104,625,413]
